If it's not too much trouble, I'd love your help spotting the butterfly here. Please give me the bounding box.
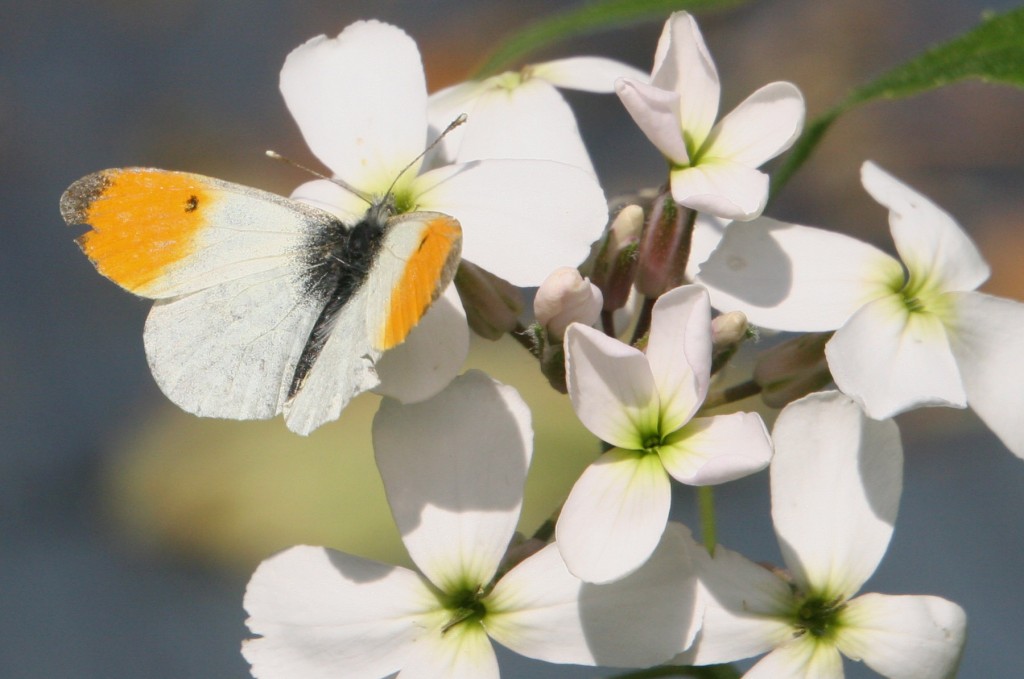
[60,166,462,435]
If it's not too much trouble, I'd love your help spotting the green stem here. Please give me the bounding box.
[601,308,617,337]
[530,504,560,542]
[608,664,742,679]
[630,296,657,346]
[700,379,762,411]
[510,322,542,358]
[698,486,717,554]
[768,107,844,201]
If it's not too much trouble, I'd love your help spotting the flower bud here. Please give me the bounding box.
[635,189,695,298]
[534,267,603,341]
[754,332,833,408]
[710,310,750,374]
[454,261,523,340]
[590,204,643,311]
[712,311,749,349]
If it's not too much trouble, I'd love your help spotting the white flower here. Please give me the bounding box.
[283,21,608,287]
[243,371,703,679]
[698,161,1024,459]
[616,11,804,221]
[682,391,966,678]
[428,57,648,174]
[557,285,772,583]
[280,21,609,403]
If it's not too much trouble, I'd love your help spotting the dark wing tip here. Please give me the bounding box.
[60,170,114,225]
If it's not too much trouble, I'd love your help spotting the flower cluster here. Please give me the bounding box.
[76,7,1024,679]
[234,13,987,677]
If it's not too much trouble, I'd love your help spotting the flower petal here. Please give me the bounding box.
[556,449,672,583]
[413,159,607,287]
[373,371,533,591]
[660,412,772,486]
[486,524,702,667]
[651,12,720,146]
[426,80,488,165]
[669,161,769,221]
[826,294,966,419]
[374,285,468,403]
[616,78,689,165]
[946,291,1024,459]
[771,391,902,598]
[564,323,659,449]
[697,218,902,330]
[398,622,499,679]
[745,639,845,679]
[645,284,713,431]
[836,593,966,679]
[680,542,795,666]
[533,56,650,92]
[442,78,596,173]
[290,178,368,224]
[685,213,729,280]
[861,162,990,293]
[243,546,437,679]
[703,81,805,167]
[280,21,427,188]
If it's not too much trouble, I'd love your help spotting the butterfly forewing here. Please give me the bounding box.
[61,168,334,298]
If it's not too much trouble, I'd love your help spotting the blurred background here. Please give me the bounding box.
[3,0,1024,676]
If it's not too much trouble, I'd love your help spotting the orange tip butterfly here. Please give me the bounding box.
[61,158,462,435]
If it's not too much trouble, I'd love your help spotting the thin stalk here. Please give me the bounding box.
[608,663,742,679]
[630,296,657,346]
[510,322,542,358]
[601,308,617,337]
[700,379,762,411]
[698,486,717,554]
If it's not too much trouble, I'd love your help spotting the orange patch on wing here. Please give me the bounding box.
[379,216,461,350]
[66,169,212,294]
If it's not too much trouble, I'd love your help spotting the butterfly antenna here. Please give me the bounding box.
[383,113,468,199]
[265,150,373,206]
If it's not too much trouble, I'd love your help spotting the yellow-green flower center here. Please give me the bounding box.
[642,433,664,452]
[391,188,416,215]
[789,592,846,641]
[494,66,535,91]
[440,585,488,633]
[888,263,951,320]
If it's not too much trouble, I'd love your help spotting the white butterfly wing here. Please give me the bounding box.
[144,268,320,420]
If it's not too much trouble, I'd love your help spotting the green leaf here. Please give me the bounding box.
[473,0,749,78]
[772,6,1024,195]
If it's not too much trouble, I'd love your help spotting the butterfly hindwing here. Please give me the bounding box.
[365,211,463,350]
[144,267,321,421]
[283,211,461,435]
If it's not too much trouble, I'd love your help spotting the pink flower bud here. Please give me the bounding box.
[534,267,603,341]
[635,190,696,298]
[590,205,643,311]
